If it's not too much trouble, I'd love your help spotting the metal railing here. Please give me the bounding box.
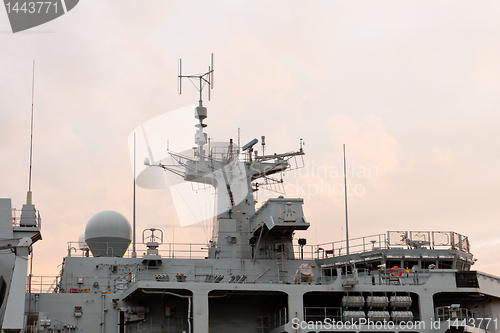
[67,241,210,259]
[29,263,294,294]
[67,235,389,261]
[435,306,488,329]
[11,207,41,228]
[269,307,288,329]
[388,231,471,253]
[313,234,388,259]
[66,230,471,262]
[209,145,240,162]
[304,307,342,322]
[29,266,438,294]
[319,268,431,286]
[27,276,59,293]
[361,269,430,286]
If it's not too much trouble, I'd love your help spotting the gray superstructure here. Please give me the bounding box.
[1,60,499,333]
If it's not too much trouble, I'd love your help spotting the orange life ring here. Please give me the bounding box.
[391,266,402,277]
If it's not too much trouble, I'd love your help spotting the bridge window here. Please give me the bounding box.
[438,261,453,269]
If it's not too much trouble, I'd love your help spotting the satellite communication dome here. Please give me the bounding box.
[84,210,132,257]
[77,231,87,250]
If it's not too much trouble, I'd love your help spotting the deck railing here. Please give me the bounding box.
[435,306,489,330]
[27,275,59,293]
[66,230,471,263]
[319,268,431,286]
[29,266,438,295]
[65,234,389,261]
[313,233,388,259]
[11,207,42,228]
[387,231,471,253]
[304,306,342,322]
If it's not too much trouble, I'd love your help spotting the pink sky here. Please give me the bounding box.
[1,1,499,277]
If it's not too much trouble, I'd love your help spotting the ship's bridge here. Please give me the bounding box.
[316,230,475,280]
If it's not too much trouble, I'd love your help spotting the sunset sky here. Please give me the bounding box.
[1,1,499,277]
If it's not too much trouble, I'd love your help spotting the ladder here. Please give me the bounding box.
[275,243,286,282]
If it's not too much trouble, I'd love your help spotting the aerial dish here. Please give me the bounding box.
[85,210,132,257]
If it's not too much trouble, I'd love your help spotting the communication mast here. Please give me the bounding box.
[178,54,214,159]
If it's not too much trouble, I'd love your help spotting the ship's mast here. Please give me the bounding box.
[178,54,213,159]
[147,55,307,259]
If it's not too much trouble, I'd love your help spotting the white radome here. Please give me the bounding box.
[84,210,132,257]
[77,231,87,251]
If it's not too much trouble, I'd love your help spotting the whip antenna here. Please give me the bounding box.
[27,60,35,205]
[132,132,137,258]
[211,53,214,89]
[343,144,349,255]
[178,59,182,94]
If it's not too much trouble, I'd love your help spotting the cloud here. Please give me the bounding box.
[326,114,405,183]
[432,146,454,165]
[471,49,500,86]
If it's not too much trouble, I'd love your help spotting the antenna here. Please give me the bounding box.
[242,139,258,152]
[208,54,213,101]
[238,128,241,150]
[132,132,137,258]
[178,59,182,94]
[261,136,265,156]
[210,53,214,89]
[343,144,349,255]
[27,60,35,205]
[243,139,258,162]
[177,54,215,159]
[178,53,214,103]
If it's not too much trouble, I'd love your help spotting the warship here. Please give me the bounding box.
[1,58,499,333]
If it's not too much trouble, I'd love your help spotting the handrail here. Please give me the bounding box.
[29,267,434,293]
[27,276,59,293]
[65,230,471,261]
[11,207,42,228]
[435,306,487,329]
[387,231,471,253]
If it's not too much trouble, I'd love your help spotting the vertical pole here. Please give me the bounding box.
[199,76,203,105]
[28,251,33,324]
[132,132,136,258]
[27,60,35,205]
[100,294,105,333]
[343,144,350,255]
